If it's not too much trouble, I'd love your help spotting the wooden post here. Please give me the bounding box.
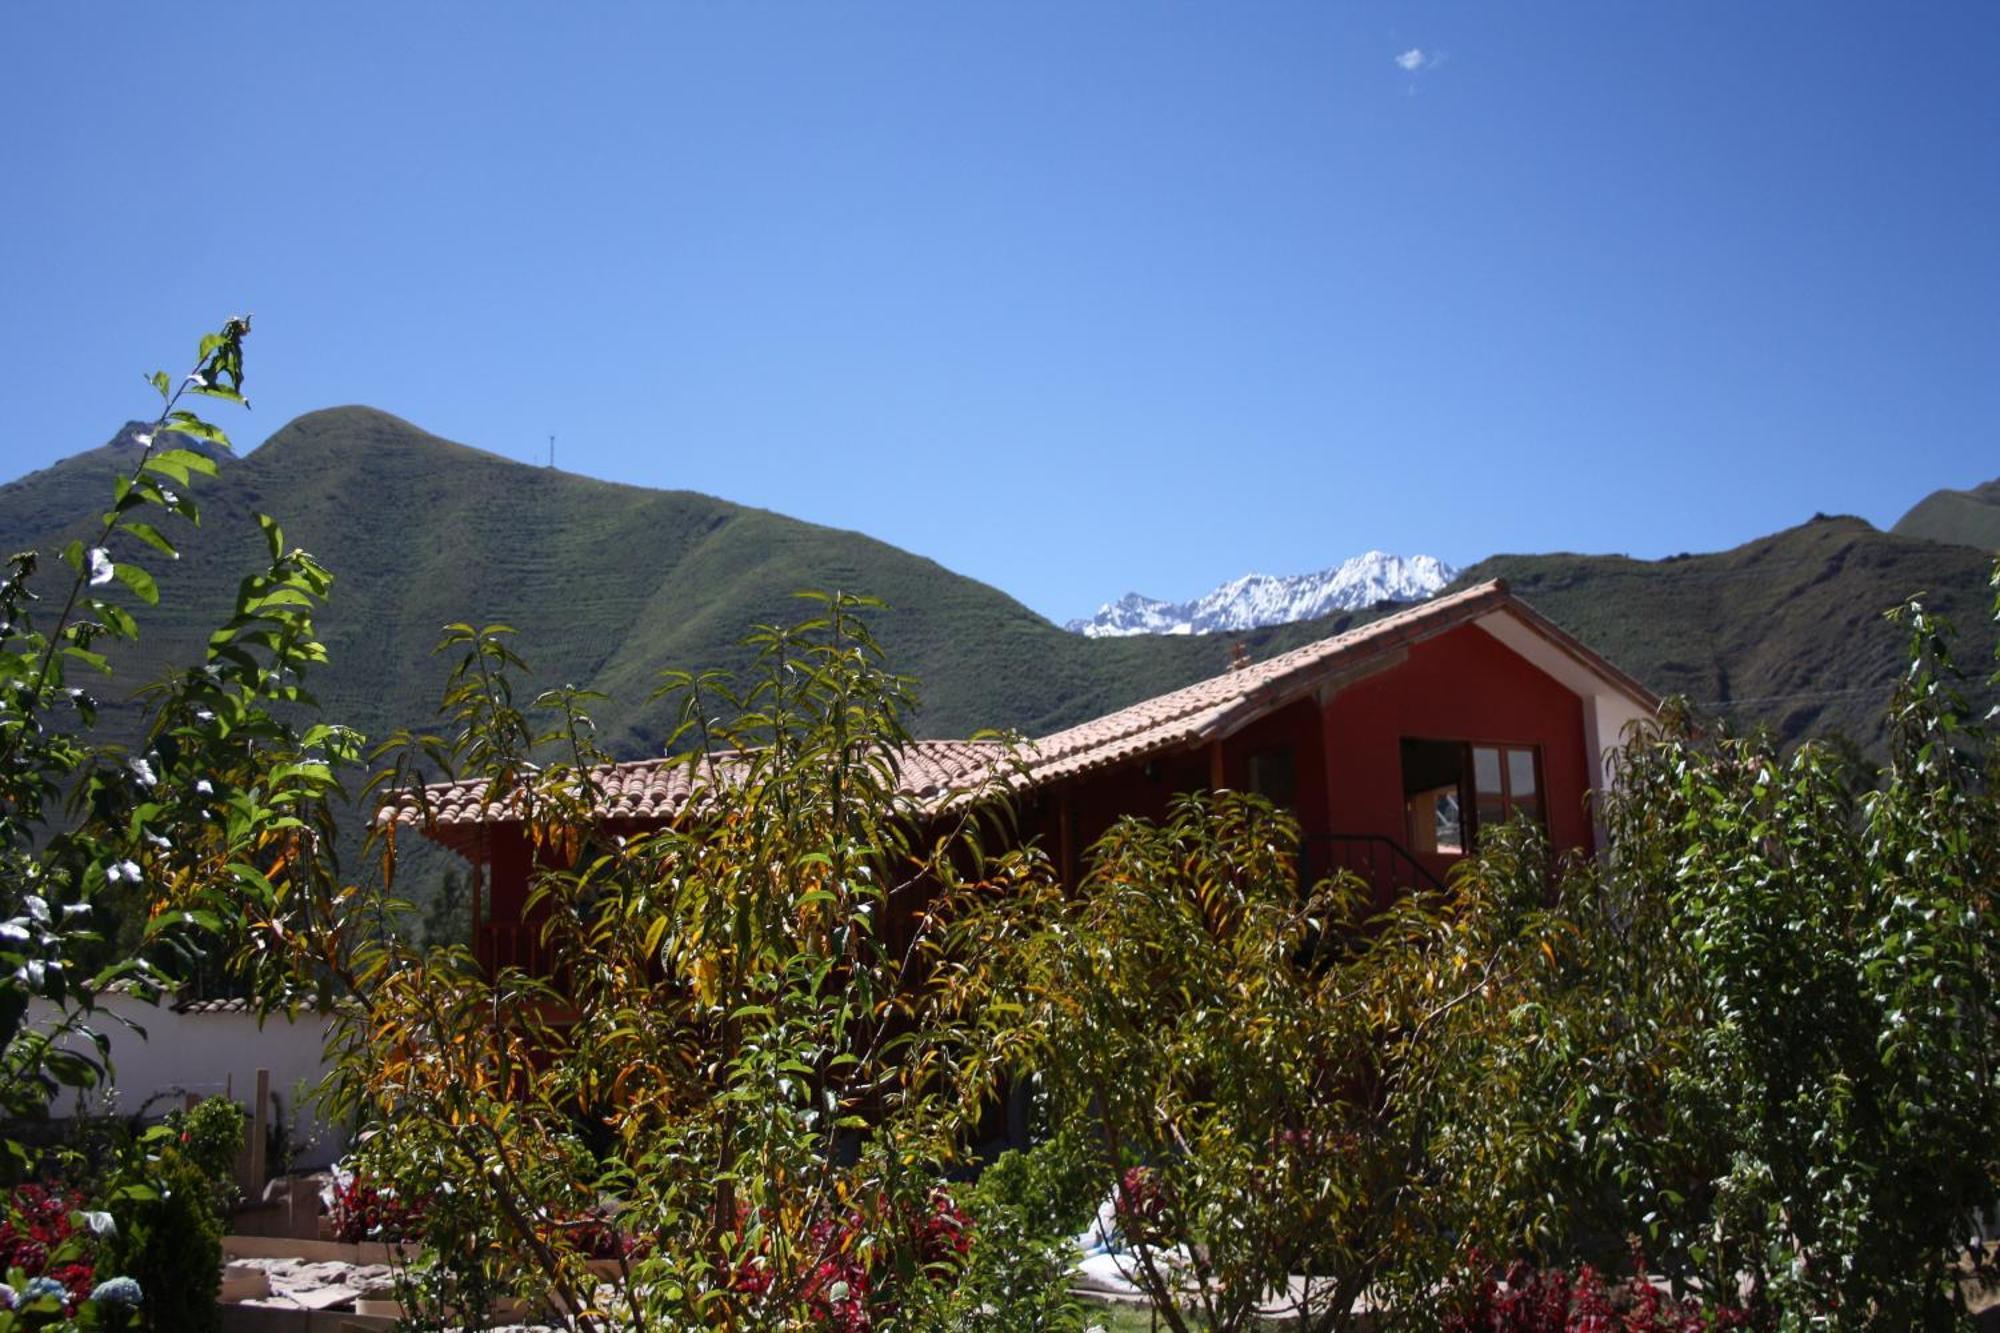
[248,1068,270,1194]
[1057,793,1075,889]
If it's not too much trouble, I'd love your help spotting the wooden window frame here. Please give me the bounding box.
[1401,738,1545,856]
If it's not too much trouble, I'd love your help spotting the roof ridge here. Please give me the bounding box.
[1030,581,1507,760]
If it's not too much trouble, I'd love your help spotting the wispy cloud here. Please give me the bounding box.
[1394,48,1428,73]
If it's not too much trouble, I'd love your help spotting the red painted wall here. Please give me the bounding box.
[465,621,1594,971]
[1319,622,1593,880]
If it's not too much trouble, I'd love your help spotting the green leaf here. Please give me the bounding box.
[62,646,110,674]
[255,513,284,562]
[151,444,220,474]
[112,563,159,606]
[143,456,190,485]
[122,521,178,560]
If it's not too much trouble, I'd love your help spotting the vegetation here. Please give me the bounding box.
[7,327,2000,1331]
[325,597,1054,1329]
[942,793,1585,1332]
[1893,475,2000,552]
[0,321,355,1329]
[1459,514,1998,754]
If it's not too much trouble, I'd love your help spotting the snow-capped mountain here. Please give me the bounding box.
[1066,552,1458,638]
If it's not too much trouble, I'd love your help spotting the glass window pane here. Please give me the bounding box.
[1473,746,1503,795]
[1435,790,1465,854]
[1507,748,1537,798]
[1475,799,1506,837]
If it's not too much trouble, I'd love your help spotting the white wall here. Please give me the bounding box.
[30,995,346,1168]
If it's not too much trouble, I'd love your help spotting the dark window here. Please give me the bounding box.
[1247,747,1296,810]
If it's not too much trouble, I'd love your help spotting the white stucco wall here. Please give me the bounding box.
[28,995,346,1168]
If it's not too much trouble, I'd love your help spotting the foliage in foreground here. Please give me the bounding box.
[334,598,1048,1330]
[1552,590,2000,1328]
[9,323,2000,1333]
[0,321,358,1330]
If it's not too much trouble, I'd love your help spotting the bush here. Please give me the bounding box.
[327,1167,426,1244]
[162,1098,244,1223]
[102,1138,222,1333]
[0,1184,97,1313]
[1441,1253,1762,1332]
[905,1142,1093,1333]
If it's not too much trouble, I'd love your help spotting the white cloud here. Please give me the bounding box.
[1395,48,1428,72]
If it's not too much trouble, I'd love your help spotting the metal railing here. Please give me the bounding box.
[1301,832,1448,898]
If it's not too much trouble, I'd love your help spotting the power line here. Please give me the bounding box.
[1699,683,1998,709]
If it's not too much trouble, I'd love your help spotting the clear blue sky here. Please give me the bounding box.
[4,4,1995,623]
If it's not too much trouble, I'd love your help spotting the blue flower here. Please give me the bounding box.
[19,1275,68,1306]
[0,1284,14,1309]
[88,1276,144,1307]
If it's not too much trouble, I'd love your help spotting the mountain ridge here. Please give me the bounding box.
[1891,474,2000,552]
[4,406,1991,773]
[1068,552,1457,638]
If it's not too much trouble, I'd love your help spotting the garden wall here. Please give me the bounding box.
[30,995,346,1168]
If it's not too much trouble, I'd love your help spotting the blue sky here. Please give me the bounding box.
[4,4,1995,623]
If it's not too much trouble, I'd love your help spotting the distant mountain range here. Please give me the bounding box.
[1067,553,1456,638]
[1,408,1993,780]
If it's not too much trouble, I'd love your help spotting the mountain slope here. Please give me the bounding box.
[1068,553,1456,637]
[6,410,1992,780]
[1456,516,1998,750]
[0,408,1266,760]
[1891,477,2000,552]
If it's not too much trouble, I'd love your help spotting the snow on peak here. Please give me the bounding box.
[1065,552,1458,639]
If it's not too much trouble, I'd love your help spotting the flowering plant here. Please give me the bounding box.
[328,1169,427,1244]
[0,1187,96,1314]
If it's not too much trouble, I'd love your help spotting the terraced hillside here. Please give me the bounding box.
[1457,516,1997,752]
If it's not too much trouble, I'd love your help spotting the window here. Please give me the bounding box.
[1247,747,1296,810]
[1401,739,1542,855]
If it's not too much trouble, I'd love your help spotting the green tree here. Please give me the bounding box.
[331,596,1045,1330]
[0,321,356,1331]
[1557,586,2000,1328]
[943,791,1579,1333]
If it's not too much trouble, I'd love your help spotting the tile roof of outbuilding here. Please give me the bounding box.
[387,739,1009,832]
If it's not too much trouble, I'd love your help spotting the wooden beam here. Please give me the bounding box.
[1057,792,1075,888]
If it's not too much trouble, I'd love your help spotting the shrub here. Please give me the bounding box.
[330,597,1050,1330]
[1441,1253,1762,1332]
[102,1138,223,1333]
[163,1098,244,1224]
[327,1168,426,1244]
[0,1184,96,1312]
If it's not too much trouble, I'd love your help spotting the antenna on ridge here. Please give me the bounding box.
[547,434,556,470]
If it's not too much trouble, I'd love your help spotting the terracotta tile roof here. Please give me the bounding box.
[387,739,1010,832]
[395,580,1656,840]
[1015,580,1523,784]
[173,996,252,1015]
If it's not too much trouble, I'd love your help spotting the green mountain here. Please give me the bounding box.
[1,408,1276,760]
[1891,476,2000,552]
[5,408,1993,779]
[1456,516,1997,751]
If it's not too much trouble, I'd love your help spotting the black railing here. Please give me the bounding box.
[1301,832,1448,899]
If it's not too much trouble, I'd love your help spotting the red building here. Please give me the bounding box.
[398,579,1656,972]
